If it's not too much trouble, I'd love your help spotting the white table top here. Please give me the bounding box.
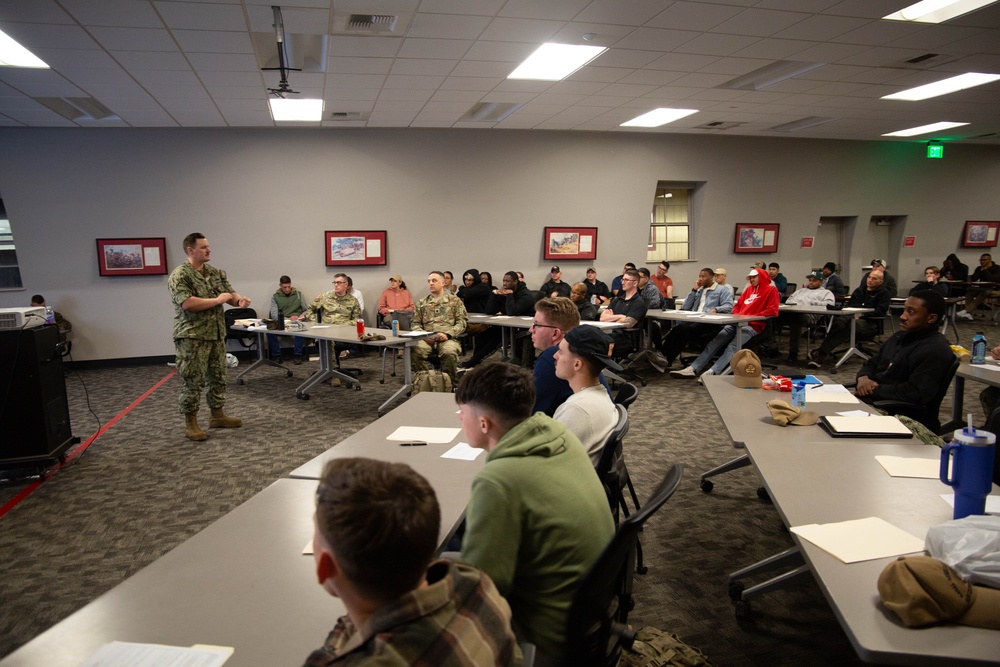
[643,310,769,324]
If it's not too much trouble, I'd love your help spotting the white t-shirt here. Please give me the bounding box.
[553,384,617,465]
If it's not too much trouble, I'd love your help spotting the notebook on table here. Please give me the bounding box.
[818,415,912,438]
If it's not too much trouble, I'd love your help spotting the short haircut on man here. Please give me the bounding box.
[333,272,348,282]
[824,261,837,272]
[925,265,940,274]
[625,262,636,270]
[768,262,780,269]
[455,361,535,428]
[182,232,205,251]
[30,294,44,305]
[428,270,445,279]
[701,267,714,277]
[315,457,440,602]
[623,269,640,281]
[983,254,992,261]
[909,289,946,320]
[659,261,670,270]
[534,296,580,331]
[637,267,651,278]
[279,275,291,284]
[565,341,605,377]
[504,270,518,283]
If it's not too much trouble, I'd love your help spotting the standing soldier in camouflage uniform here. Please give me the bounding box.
[411,271,467,384]
[168,233,250,441]
[302,274,361,324]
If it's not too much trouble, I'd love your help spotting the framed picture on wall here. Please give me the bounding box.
[962,221,999,248]
[733,223,779,254]
[96,237,168,276]
[325,230,387,266]
[543,226,598,261]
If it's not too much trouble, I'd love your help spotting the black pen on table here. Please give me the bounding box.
[399,442,427,447]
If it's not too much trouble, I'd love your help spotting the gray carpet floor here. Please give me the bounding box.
[0,315,987,666]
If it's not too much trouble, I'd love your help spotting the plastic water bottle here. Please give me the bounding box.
[44,306,55,325]
[791,380,807,410]
[277,309,285,330]
[972,332,987,364]
[391,319,399,337]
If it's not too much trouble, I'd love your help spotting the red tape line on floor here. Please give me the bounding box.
[0,369,177,519]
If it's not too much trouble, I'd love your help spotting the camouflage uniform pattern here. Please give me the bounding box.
[168,261,234,414]
[303,291,361,325]
[411,292,467,382]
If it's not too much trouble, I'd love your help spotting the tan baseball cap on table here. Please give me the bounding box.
[730,349,763,389]
[878,556,1000,629]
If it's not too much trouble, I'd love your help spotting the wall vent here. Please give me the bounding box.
[892,52,960,69]
[348,14,397,32]
[34,97,118,121]
[329,111,365,120]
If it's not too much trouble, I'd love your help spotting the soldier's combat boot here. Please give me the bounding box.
[209,407,242,428]
[185,411,208,441]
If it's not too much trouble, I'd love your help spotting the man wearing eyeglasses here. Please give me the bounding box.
[600,269,648,356]
[303,273,361,325]
[531,297,610,416]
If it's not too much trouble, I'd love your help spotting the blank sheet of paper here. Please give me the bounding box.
[790,517,925,563]
[386,426,461,444]
[441,443,485,461]
[876,455,946,479]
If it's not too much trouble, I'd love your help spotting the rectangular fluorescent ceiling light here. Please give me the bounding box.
[882,121,968,136]
[269,98,323,121]
[882,72,1000,100]
[883,0,1000,23]
[508,43,606,81]
[0,29,49,68]
[621,108,698,128]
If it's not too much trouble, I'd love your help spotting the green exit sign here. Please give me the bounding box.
[927,143,944,159]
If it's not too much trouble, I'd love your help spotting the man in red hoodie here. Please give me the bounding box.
[671,267,779,378]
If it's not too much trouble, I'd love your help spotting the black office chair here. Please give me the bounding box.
[563,464,684,667]
[611,326,648,387]
[224,307,258,355]
[613,382,638,410]
[983,407,1000,486]
[870,356,960,434]
[595,405,649,575]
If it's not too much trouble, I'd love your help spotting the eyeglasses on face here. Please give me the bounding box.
[530,322,559,330]
[333,280,348,284]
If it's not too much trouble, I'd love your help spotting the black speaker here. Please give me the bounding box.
[0,325,75,468]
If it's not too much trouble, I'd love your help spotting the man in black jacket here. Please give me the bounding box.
[810,270,890,366]
[540,265,572,298]
[855,290,953,430]
[463,271,535,367]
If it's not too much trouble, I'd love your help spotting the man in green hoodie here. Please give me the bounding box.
[455,362,614,663]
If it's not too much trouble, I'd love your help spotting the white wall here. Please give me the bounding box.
[1,127,997,361]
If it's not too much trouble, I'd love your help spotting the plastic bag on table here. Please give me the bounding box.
[925,514,1000,588]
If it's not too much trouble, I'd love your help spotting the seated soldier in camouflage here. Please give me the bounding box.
[411,271,468,384]
[303,273,361,325]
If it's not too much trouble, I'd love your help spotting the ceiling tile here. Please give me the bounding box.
[389,58,456,75]
[407,12,492,39]
[646,2,746,32]
[397,38,473,60]
[499,0,592,21]
[173,30,255,54]
[479,17,565,43]
[60,0,162,28]
[90,27,178,51]
[153,1,247,31]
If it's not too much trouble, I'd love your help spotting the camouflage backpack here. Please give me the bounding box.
[619,626,714,667]
[411,369,453,395]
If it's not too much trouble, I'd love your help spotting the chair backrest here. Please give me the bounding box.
[563,464,684,667]
[926,355,961,427]
[224,307,258,348]
[595,405,629,519]
[613,382,638,410]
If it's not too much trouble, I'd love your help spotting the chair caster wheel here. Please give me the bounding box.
[728,581,745,602]
[297,392,309,400]
[735,600,751,620]
[700,479,714,493]
[354,385,361,391]
[285,370,292,377]
[636,564,648,575]
[756,486,771,502]
[236,378,244,385]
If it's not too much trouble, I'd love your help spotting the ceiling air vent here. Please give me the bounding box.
[34,97,118,121]
[694,121,745,131]
[329,111,365,120]
[892,52,960,69]
[347,14,398,33]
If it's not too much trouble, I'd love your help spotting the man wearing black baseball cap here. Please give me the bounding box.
[552,326,622,464]
[540,265,571,298]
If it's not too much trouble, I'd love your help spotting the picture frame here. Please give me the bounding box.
[543,226,598,261]
[96,237,168,276]
[325,230,387,266]
[733,223,779,254]
[962,221,999,248]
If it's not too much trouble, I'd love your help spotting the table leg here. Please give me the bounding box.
[295,340,357,399]
[236,330,291,385]
[942,375,966,433]
[834,316,869,369]
[379,343,414,416]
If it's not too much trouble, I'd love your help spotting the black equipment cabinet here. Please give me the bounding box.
[0,326,76,471]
